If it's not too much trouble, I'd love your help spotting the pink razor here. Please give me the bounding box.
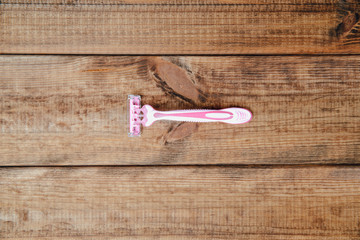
[128,95,252,136]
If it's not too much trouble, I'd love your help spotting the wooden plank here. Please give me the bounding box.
[1,55,359,165]
[1,166,360,239]
[1,0,360,54]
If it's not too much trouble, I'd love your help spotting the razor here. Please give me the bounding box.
[128,95,252,136]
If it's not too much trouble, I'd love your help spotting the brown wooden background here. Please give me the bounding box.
[1,0,360,239]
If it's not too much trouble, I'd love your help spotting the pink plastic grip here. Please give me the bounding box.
[141,105,252,126]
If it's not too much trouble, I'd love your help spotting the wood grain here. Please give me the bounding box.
[1,0,360,54]
[1,55,359,165]
[1,166,360,239]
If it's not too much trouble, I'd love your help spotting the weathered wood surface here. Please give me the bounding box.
[1,166,360,239]
[1,55,359,165]
[1,0,360,54]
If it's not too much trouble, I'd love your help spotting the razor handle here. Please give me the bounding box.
[142,105,252,127]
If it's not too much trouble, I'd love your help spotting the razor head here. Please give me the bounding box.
[128,95,142,137]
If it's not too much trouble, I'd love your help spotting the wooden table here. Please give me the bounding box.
[1,1,360,239]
